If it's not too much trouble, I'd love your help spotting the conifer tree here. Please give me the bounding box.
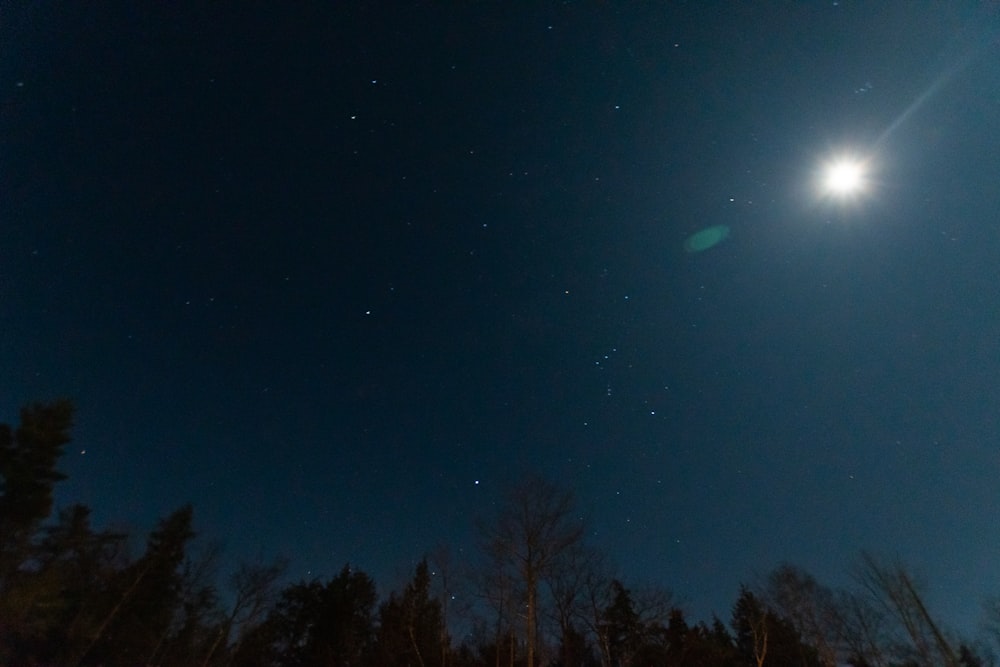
[377,558,446,666]
[0,400,74,579]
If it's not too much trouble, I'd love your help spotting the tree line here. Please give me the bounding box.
[1,400,997,666]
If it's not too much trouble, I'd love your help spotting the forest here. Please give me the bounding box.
[1,400,997,667]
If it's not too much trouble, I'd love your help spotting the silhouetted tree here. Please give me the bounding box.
[79,505,197,666]
[679,617,739,667]
[472,543,519,667]
[0,502,127,664]
[552,622,596,667]
[957,643,986,667]
[546,543,605,667]
[8,400,1000,667]
[155,541,229,667]
[732,586,823,667]
[980,595,1000,666]
[733,588,769,667]
[428,545,458,667]
[663,608,689,665]
[202,556,289,665]
[763,564,839,666]
[0,400,73,644]
[235,564,376,667]
[831,585,891,667]
[598,579,643,666]
[233,580,323,667]
[851,552,958,667]
[576,554,617,667]
[478,475,585,667]
[377,558,447,667]
[0,400,74,581]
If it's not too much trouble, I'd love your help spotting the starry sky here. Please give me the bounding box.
[3,2,1000,634]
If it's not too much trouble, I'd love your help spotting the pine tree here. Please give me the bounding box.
[0,400,74,578]
[377,559,447,666]
[78,505,197,666]
[599,579,643,666]
[234,564,377,667]
[732,586,823,667]
[0,400,76,663]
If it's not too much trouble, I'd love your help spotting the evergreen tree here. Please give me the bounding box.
[377,558,447,666]
[235,564,376,667]
[232,580,324,667]
[35,504,127,664]
[732,586,823,667]
[156,545,228,667]
[79,505,197,666]
[0,400,85,663]
[0,400,74,579]
[598,579,643,666]
[680,618,740,667]
[663,608,690,665]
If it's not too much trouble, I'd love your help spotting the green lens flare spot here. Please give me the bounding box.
[683,225,730,253]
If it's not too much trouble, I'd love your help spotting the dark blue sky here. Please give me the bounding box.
[3,2,999,633]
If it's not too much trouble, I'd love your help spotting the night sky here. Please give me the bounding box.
[4,2,1000,633]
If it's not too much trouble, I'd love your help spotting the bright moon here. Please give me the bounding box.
[820,157,867,198]
[826,161,862,193]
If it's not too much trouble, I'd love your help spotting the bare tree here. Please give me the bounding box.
[429,545,457,667]
[478,474,585,667]
[201,556,288,665]
[983,596,1000,662]
[853,552,958,667]
[545,542,610,664]
[831,587,891,667]
[763,563,840,666]
[576,551,617,667]
[631,583,675,630]
[750,613,768,667]
[472,543,519,667]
